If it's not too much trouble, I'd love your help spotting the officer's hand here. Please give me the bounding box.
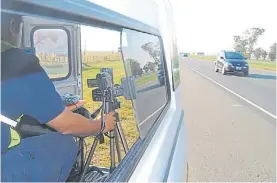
[103,111,116,133]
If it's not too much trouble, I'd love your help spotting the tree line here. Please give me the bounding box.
[233,28,276,61]
[127,41,161,77]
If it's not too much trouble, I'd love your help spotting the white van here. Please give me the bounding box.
[1,0,188,182]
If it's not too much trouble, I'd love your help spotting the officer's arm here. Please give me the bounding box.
[47,108,115,137]
[19,61,114,137]
[46,108,102,137]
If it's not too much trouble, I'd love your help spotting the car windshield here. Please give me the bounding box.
[225,52,244,59]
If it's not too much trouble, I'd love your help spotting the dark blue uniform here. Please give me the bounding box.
[1,47,77,181]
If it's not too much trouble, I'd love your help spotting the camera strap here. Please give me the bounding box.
[0,114,22,152]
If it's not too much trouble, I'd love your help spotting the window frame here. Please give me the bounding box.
[108,32,172,182]
[30,26,72,81]
[158,36,172,108]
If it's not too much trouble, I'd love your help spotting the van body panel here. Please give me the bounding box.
[167,86,187,182]
[128,85,186,182]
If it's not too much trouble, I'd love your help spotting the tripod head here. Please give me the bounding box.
[86,68,137,140]
[87,69,137,102]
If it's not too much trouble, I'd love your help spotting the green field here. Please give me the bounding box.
[188,55,276,71]
[189,55,216,61]
[81,60,158,167]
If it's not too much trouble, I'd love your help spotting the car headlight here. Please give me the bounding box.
[245,63,248,66]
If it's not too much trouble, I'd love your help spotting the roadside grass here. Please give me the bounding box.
[188,55,276,71]
[247,60,276,71]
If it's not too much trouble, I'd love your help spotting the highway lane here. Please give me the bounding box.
[183,57,276,116]
[179,61,276,182]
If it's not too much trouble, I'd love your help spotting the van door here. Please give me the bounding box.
[21,16,82,97]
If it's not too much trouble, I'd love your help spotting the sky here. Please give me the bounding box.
[81,0,159,52]
[82,0,276,55]
[170,0,277,54]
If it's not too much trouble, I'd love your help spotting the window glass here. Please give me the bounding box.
[121,28,168,138]
[80,26,138,166]
[225,51,244,59]
[33,29,69,79]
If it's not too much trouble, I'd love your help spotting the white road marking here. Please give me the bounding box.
[190,68,276,120]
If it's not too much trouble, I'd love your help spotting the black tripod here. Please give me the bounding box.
[105,98,129,173]
[79,94,129,182]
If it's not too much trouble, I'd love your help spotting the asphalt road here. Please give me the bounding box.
[180,57,276,182]
[184,58,276,116]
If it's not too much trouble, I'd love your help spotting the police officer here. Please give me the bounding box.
[1,12,117,182]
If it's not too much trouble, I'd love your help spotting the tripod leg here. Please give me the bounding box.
[80,137,98,182]
[109,131,116,173]
[116,122,129,153]
[114,127,122,162]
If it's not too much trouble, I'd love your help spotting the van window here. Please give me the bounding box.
[32,28,70,79]
[121,28,168,138]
